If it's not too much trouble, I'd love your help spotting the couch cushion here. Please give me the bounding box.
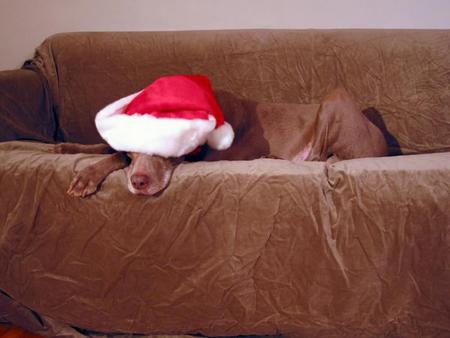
[323,154,450,332]
[0,141,326,335]
[1,141,449,336]
[31,30,450,154]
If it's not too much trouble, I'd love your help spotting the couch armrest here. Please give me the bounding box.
[0,69,55,143]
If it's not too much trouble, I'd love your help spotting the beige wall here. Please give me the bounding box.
[1,0,449,70]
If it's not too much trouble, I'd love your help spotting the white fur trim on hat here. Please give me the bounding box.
[95,91,217,158]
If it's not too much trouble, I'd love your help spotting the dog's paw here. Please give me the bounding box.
[67,167,100,198]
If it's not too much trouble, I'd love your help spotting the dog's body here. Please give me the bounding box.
[56,88,388,197]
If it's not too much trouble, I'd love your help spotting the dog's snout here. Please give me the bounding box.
[131,174,150,190]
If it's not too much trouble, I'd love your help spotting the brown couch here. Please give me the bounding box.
[1,30,449,338]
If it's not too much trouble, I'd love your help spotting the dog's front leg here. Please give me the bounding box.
[54,142,115,154]
[67,152,129,198]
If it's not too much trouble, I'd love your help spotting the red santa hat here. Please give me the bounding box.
[95,74,234,157]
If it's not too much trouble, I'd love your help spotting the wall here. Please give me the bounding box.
[0,0,449,70]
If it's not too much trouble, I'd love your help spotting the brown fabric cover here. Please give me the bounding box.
[0,141,449,337]
[1,30,450,337]
[31,30,450,153]
[0,69,54,143]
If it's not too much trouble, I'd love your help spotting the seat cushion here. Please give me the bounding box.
[1,141,449,336]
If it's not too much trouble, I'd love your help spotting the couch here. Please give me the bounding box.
[0,30,449,338]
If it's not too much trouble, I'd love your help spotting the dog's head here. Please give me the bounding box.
[126,152,181,196]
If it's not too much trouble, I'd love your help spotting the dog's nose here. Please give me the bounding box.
[131,174,150,190]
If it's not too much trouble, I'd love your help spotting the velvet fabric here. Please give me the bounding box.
[0,30,449,337]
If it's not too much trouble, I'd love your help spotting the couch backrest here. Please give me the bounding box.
[31,29,449,153]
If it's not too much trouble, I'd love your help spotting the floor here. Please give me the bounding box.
[0,324,42,338]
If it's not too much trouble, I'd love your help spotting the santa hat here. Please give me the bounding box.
[95,75,234,158]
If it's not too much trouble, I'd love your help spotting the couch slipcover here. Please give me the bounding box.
[1,30,450,337]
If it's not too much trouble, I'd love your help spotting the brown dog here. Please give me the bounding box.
[55,88,388,197]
